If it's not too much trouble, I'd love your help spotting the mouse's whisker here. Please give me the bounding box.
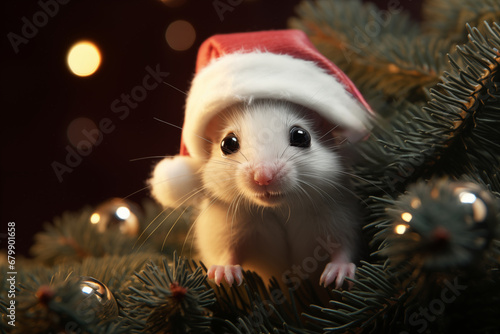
[126,167,200,201]
[281,203,292,226]
[221,156,243,165]
[318,136,343,148]
[317,124,341,142]
[123,183,156,200]
[212,157,241,166]
[181,196,218,257]
[237,150,249,162]
[283,147,305,164]
[134,205,172,250]
[154,117,215,146]
[200,171,239,184]
[336,170,391,198]
[129,155,177,162]
[134,173,209,250]
[161,205,191,251]
[339,137,349,145]
[182,215,198,258]
[279,145,291,160]
[162,80,188,96]
[126,154,213,201]
[297,178,340,210]
[182,184,237,256]
[143,164,214,245]
[300,171,364,204]
[294,181,318,211]
[136,185,207,251]
[143,167,207,196]
[227,193,244,240]
[300,171,344,192]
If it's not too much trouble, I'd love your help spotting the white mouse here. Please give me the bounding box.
[184,99,359,289]
[149,31,374,292]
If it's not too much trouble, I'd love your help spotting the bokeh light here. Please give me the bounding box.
[81,286,94,295]
[67,117,100,148]
[458,191,477,204]
[165,20,196,51]
[67,41,101,77]
[90,213,100,224]
[395,224,409,235]
[401,212,413,223]
[115,206,131,220]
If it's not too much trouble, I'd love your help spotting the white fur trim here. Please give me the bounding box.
[149,156,203,207]
[184,52,372,158]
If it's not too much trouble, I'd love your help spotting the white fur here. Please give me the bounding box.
[149,156,204,207]
[195,101,359,289]
[183,52,372,159]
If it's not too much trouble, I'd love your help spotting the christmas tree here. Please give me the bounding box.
[2,0,500,333]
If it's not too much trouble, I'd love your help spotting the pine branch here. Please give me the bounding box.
[30,208,151,265]
[375,179,499,278]
[6,274,114,334]
[289,0,449,102]
[422,0,500,43]
[352,21,500,200]
[208,271,314,334]
[344,34,452,103]
[122,254,215,334]
[303,262,409,333]
[1,253,159,333]
[29,199,194,265]
[424,22,500,189]
[307,178,500,333]
[352,99,446,196]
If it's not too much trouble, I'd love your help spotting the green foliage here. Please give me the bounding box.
[376,179,499,278]
[29,199,194,265]
[289,0,448,103]
[304,177,500,333]
[30,208,144,265]
[348,20,500,198]
[422,0,500,43]
[123,255,215,333]
[208,272,314,333]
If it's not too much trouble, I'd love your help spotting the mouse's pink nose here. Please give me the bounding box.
[253,167,273,186]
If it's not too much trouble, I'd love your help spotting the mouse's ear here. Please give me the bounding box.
[149,155,204,208]
[338,127,371,143]
[311,107,370,145]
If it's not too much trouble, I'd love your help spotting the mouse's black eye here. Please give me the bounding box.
[221,133,240,155]
[289,126,311,148]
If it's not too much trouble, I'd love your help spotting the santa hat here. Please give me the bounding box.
[150,30,374,207]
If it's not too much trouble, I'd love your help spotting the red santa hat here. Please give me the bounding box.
[150,30,374,207]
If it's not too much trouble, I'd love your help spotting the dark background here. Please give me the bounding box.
[1,0,422,256]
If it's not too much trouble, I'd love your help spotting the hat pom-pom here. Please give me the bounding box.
[149,156,204,208]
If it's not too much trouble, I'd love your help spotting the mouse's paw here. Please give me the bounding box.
[320,262,356,289]
[207,264,243,287]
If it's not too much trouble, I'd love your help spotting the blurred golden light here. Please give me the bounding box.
[165,20,196,51]
[459,192,476,204]
[115,206,131,220]
[410,197,421,209]
[81,286,94,294]
[90,213,100,224]
[67,117,100,148]
[67,41,101,77]
[395,224,409,235]
[401,212,413,223]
